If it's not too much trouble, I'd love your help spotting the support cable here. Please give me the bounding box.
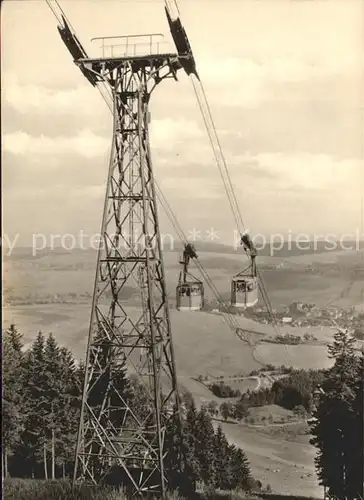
[168,0,292,367]
[45,0,113,113]
[191,77,245,233]
[189,76,279,330]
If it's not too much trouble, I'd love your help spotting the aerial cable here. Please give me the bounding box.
[169,0,288,354]
[190,78,243,233]
[190,77,280,330]
[47,0,271,335]
[153,182,254,340]
[190,70,281,335]
[192,77,246,232]
[173,0,181,16]
[154,187,268,359]
[45,0,62,24]
[154,181,235,321]
[170,1,244,232]
[166,0,284,357]
[54,0,77,34]
[154,184,244,336]
[45,0,114,113]
[165,0,180,18]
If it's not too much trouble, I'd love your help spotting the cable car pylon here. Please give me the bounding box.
[176,243,204,311]
[49,1,199,495]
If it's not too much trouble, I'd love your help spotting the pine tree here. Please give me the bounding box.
[228,445,252,491]
[2,326,26,477]
[310,329,362,500]
[181,390,194,412]
[233,399,249,421]
[220,401,232,421]
[42,336,80,478]
[43,334,63,478]
[310,391,342,494]
[345,350,364,499]
[194,407,216,488]
[58,346,81,470]
[6,324,23,352]
[21,331,49,477]
[183,400,199,482]
[213,425,231,490]
[164,405,196,496]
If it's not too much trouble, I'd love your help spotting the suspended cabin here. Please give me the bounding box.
[231,232,258,309]
[231,273,258,308]
[176,243,204,311]
[176,281,204,311]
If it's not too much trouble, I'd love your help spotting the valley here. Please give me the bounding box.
[3,244,363,497]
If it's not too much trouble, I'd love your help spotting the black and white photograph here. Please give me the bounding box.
[2,0,364,499]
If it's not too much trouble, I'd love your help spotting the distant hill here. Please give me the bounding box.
[4,239,361,261]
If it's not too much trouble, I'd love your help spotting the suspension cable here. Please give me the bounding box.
[168,0,291,367]
[189,76,280,328]
[190,77,244,233]
[45,0,62,24]
[45,0,114,113]
[155,183,244,336]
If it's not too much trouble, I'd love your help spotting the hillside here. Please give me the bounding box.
[2,304,334,376]
[2,243,360,498]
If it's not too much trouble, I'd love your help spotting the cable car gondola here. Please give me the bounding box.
[231,232,258,309]
[176,243,204,311]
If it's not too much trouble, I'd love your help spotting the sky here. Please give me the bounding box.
[2,0,364,249]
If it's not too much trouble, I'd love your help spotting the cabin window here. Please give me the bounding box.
[236,281,246,292]
[184,288,191,297]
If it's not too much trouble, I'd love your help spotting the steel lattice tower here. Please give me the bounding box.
[74,54,182,494]
[56,8,198,495]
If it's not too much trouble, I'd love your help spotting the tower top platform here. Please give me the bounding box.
[90,33,173,59]
[77,52,179,65]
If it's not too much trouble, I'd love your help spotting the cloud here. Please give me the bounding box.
[198,55,362,108]
[6,52,356,122]
[3,148,361,243]
[150,117,204,149]
[3,73,103,117]
[228,151,361,192]
[3,114,204,161]
[3,130,110,159]
[200,57,320,85]
[159,176,222,200]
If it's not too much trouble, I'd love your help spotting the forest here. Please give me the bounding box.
[2,326,257,494]
[3,326,363,499]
